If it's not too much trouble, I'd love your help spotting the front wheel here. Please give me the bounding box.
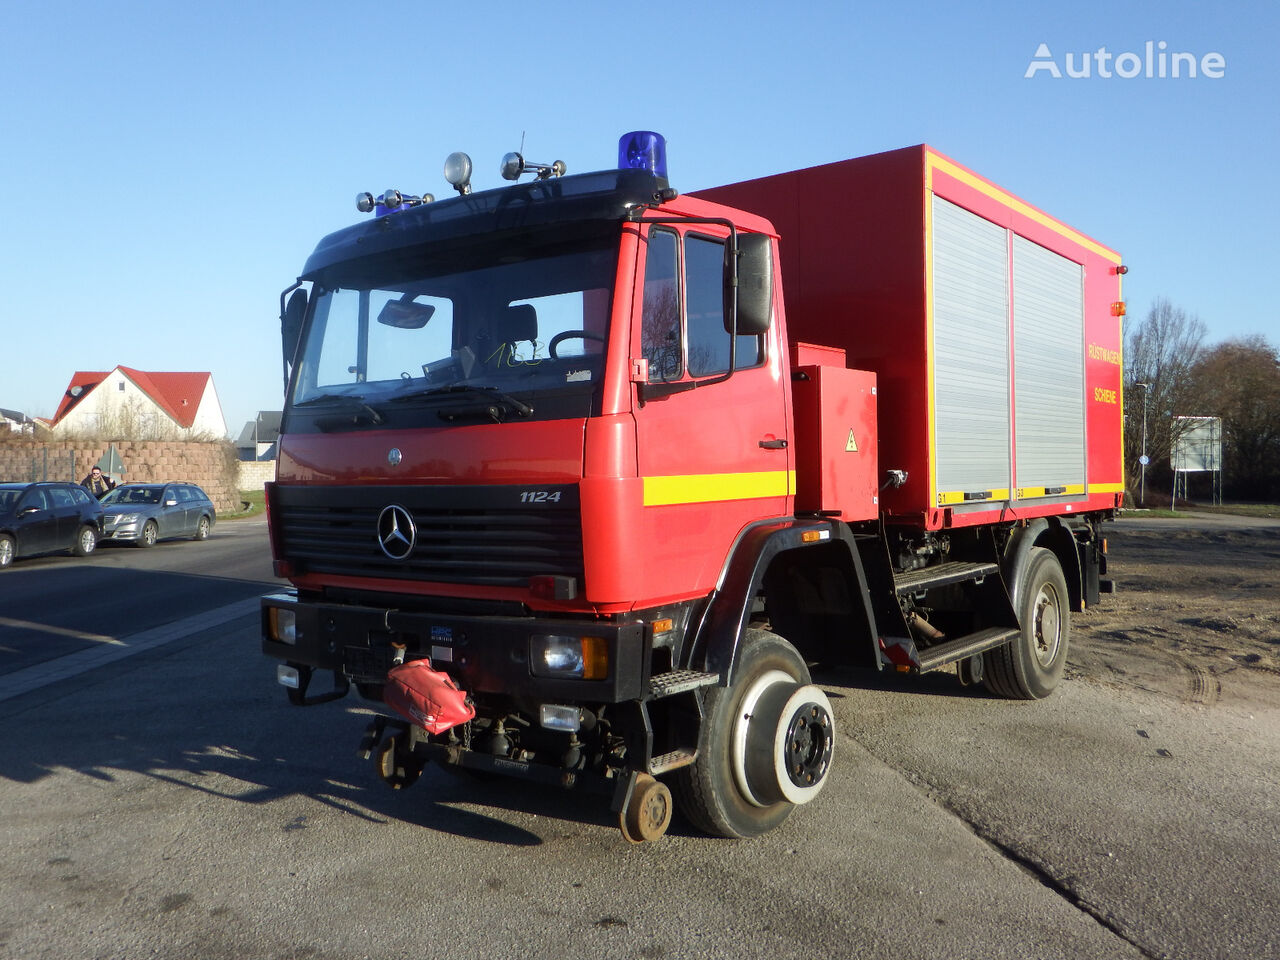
[72,525,97,557]
[0,533,14,569]
[984,547,1070,699]
[674,629,835,838]
[137,520,158,548]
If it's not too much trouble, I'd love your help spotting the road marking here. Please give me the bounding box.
[0,597,261,704]
[0,617,123,645]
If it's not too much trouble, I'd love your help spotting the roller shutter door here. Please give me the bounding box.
[931,196,1010,501]
[1012,236,1085,492]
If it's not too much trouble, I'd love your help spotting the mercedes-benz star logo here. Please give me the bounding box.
[377,504,416,560]
[387,447,402,466]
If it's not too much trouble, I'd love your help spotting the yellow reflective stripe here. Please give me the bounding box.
[936,488,1011,506]
[1014,484,1087,499]
[1090,482,1126,494]
[643,470,795,506]
[926,151,1123,264]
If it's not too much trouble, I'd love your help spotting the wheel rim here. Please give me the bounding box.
[198,518,209,538]
[0,538,11,566]
[1031,581,1062,668]
[731,669,792,807]
[80,529,96,554]
[731,670,835,807]
[144,523,156,545]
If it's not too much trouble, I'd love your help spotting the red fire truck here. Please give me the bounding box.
[262,133,1124,841]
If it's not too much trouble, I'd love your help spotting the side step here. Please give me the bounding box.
[916,626,1019,672]
[649,748,697,775]
[649,669,719,699]
[894,560,999,595]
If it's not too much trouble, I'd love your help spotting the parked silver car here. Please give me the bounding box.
[99,482,216,546]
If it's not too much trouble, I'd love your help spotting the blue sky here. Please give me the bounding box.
[1,0,1274,436]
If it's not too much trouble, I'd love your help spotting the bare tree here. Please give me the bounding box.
[1123,298,1209,495]
[1191,336,1280,500]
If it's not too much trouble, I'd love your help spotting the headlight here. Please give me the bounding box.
[116,513,139,525]
[531,634,608,680]
[268,607,297,645]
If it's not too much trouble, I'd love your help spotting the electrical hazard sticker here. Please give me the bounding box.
[845,429,859,453]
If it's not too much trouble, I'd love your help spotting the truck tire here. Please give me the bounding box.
[674,629,835,838]
[984,547,1069,699]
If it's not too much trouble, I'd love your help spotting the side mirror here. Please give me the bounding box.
[724,233,773,337]
[282,288,308,368]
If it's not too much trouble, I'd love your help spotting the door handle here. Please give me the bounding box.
[758,438,788,449]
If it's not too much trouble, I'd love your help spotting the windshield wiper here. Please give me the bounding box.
[293,393,385,427]
[389,384,533,421]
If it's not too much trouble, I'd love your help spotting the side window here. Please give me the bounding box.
[21,489,48,511]
[686,235,763,376]
[641,229,681,382]
[176,487,195,502]
[71,487,93,506]
[49,487,75,508]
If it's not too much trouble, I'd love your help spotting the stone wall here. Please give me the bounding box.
[0,440,242,514]
[236,460,277,492]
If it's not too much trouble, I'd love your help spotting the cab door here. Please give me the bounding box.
[629,224,792,600]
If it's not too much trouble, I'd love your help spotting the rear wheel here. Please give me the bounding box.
[674,629,835,838]
[984,547,1069,699]
[0,534,14,569]
[193,516,211,541]
[138,520,158,548]
[72,524,97,557]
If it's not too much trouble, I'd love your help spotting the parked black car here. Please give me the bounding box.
[99,482,217,546]
[0,481,104,569]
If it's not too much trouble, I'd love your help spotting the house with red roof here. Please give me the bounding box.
[50,366,227,439]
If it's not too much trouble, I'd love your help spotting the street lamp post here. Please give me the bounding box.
[1135,382,1150,507]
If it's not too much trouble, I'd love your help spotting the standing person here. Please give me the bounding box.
[81,465,116,499]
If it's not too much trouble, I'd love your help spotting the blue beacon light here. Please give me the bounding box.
[618,131,667,178]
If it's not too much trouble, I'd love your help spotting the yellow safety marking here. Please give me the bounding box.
[1014,484,1087,499]
[1089,482,1126,494]
[926,151,1122,264]
[643,470,795,507]
[845,429,859,453]
[936,489,1011,507]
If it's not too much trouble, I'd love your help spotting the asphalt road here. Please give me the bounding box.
[0,520,1276,960]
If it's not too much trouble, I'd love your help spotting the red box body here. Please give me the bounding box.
[696,145,1124,531]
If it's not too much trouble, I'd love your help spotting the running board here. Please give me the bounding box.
[649,748,697,775]
[894,560,1000,595]
[916,627,1019,672]
[649,670,719,699]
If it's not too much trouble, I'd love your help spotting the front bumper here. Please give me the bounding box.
[101,517,144,541]
[261,592,646,704]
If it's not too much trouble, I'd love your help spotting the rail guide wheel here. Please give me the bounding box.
[619,773,673,843]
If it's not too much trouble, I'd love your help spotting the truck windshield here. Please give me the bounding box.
[290,229,618,422]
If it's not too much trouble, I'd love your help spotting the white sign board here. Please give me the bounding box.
[1172,417,1222,473]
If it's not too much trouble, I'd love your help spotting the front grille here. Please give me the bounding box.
[272,483,583,588]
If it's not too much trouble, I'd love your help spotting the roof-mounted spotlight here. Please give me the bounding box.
[444,152,474,195]
[356,190,434,216]
[500,152,567,182]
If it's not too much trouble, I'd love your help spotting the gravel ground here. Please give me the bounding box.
[1068,515,1280,713]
